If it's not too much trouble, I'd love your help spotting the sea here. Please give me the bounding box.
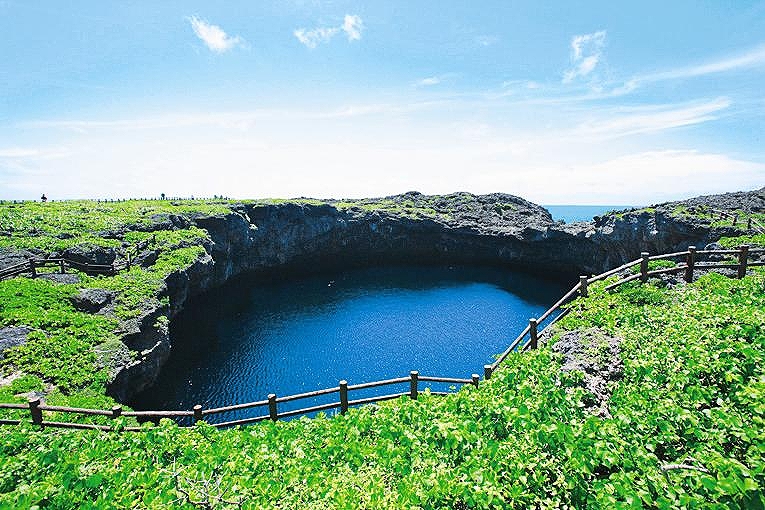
[543,205,637,223]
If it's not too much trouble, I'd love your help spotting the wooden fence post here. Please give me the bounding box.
[685,246,696,283]
[193,404,203,424]
[529,318,538,350]
[111,405,122,419]
[579,276,588,298]
[127,252,132,271]
[28,397,42,426]
[471,374,480,388]
[59,259,65,274]
[409,371,419,400]
[29,258,36,278]
[738,245,749,279]
[732,214,738,227]
[339,380,349,415]
[483,364,493,381]
[748,217,753,230]
[268,394,278,421]
[640,252,650,283]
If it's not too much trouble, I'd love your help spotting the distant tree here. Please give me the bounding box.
[40,194,47,202]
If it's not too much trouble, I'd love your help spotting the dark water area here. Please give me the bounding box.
[130,265,568,423]
[545,205,637,223]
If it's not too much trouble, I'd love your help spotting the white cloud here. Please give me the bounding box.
[6,94,762,203]
[416,77,441,87]
[627,43,765,90]
[293,27,339,49]
[188,16,244,53]
[501,80,541,92]
[342,14,363,41]
[294,14,363,49]
[574,97,731,140]
[563,30,606,83]
[414,73,459,88]
[559,150,765,203]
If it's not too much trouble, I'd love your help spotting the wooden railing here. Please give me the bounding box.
[0,257,120,281]
[0,245,762,432]
[481,244,763,380]
[709,208,765,234]
[0,238,156,282]
[0,372,479,431]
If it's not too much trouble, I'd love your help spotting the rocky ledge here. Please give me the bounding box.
[1,187,763,401]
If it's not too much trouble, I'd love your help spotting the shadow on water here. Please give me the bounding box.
[130,264,568,424]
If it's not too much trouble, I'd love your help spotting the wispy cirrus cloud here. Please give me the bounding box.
[563,30,606,83]
[575,43,765,98]
[188,16,245,53]
[574,97,732,139]
[294,14,364,49]
[629,43,765,89]
[414,73,459,88]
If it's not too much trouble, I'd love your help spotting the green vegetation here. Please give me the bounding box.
[719,234,765,249]
[0,201,224,415]
[0,200,233,252]
[1,198,764,507]
[1,265,763,507]
[0,278,118,393]
[669,204,765,234]
[630,259,678,274]
[333,198,446,220]
[255,198,327,206]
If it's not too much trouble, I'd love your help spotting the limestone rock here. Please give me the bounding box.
[70,288,115,313]
[0,326,32,360]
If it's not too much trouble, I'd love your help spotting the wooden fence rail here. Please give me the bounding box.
[0,244,762,432]
[482,244,762,380]
[0,370,479,431]
[709,208,765,234]
[0,238,157,282]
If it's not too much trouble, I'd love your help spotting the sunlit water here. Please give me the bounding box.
[130,265,567,424]
[544,205,636,223]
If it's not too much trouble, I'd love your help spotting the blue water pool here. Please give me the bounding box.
[130,264,567,423]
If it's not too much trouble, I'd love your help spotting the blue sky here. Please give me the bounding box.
[1,1,764,204]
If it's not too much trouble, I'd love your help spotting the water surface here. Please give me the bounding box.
[545,205,637,223]
[131,265,567,423]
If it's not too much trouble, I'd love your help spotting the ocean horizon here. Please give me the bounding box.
[543,205,638,223]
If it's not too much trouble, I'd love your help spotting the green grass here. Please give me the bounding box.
[0,199,232,252]
[0,279,118,385]
[1,269,763,508]
[630,259,678,274]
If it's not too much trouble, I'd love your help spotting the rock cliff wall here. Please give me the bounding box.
[67,189,765,400]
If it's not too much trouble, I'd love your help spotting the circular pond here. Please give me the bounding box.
[130,264,566,423]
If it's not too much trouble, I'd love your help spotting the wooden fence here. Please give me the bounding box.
[709,208,765,234]
[0,238,155,282]
[0,244,763,432]
[0,371,479,432]
[481,244,763,379]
